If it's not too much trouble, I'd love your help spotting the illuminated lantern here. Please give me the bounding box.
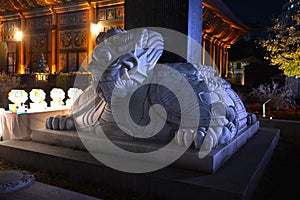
[29,89,47,110]
[8,89,28,105]
[65,88,83,108]
[8,89,28,113]
[50,88,65,108]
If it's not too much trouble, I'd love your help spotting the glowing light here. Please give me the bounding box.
[20,64,25,74]
[8,89,28,105]
[30,89,46,103]
[51,64,56,74]
[35,73,48,81]
[50,88,65,108]
[8,89,28,113]
[14,30,23,41]
[90,22,104,36]
[29,89,47,110]
[66,88,83,108]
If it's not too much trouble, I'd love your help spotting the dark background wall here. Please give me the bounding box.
[125,0,202,64]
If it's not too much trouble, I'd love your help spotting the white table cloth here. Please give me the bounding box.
[0,107,69,140]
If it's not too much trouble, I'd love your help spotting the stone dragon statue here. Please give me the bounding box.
[46,28,256,152]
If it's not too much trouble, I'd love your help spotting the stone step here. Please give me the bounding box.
[32,121,260,174]
[0,127,280,200]
[32,128,86,151]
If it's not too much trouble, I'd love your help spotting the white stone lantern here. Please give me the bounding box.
[8,89,28,113]
[29,89,47,110]
[50,88,65,108]
[65,88,83,108]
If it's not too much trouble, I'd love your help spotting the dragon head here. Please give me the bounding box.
[88,28,164,103]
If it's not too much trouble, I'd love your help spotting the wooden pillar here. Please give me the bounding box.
[19,14,25,74]
[88,3,96,63]
[51,9,57,74]
[202,36,206,65]
[214,42,218,73]
[0,22,2,42]
[219,44,223,77]
[211,39,216,69]
[223,45,227,77]
[225,45,229,77]
[125,0,202,64]
[204,37,211,66]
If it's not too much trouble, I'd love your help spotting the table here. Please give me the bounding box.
[0,107,69,140]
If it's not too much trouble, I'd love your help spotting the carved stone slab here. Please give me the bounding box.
[32,121,259,173]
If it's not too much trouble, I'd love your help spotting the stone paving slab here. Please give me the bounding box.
[0,181,101,200]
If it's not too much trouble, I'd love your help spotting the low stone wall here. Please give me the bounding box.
[258,118,300,137]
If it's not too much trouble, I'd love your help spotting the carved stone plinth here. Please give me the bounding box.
[32,121,259,173]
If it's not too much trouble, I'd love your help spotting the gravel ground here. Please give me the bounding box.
[0,136,299,200]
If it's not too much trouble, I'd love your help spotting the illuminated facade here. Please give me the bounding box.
[0,0,249,77]
[0,0,124,74]
[202,0,251,77]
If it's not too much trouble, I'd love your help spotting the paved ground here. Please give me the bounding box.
[252,136,300,200]
[1,182,101,200]
[0,135,299,200]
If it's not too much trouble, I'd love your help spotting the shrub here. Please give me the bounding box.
[56,73,69,92]
[0,73,21,109]
[248,81,296,110]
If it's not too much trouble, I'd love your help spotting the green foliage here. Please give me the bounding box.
[261,2,300,77]
[56,73,69,91]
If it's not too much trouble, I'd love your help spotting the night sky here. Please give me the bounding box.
[223,0,287,28]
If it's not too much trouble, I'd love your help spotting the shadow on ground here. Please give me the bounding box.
[252,136,300,200]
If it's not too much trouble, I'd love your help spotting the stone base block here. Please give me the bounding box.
[32,121,259,173]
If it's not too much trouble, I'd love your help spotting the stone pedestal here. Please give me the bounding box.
[32,121,259,174]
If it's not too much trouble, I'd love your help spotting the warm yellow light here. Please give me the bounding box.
[90,22,104,36]
[20,64,25,74]
[51,64,56,74]
[14,31,23,41]
[35,73,48,81]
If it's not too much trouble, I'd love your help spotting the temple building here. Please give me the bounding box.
[0,0,250,78]
[202,0,251,77]
[0,0,125,75]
